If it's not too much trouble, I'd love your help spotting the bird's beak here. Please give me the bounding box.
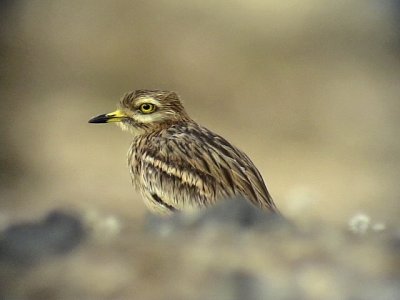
[88,110,128,124]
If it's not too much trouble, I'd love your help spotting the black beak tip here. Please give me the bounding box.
[88,114,108,124]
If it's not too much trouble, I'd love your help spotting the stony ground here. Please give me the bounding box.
[0,199,399,300]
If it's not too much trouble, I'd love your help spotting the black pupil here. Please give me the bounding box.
[142,104,151,110]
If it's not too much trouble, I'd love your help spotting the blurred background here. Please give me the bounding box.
[1,0,399,224]
[0,1,399,298]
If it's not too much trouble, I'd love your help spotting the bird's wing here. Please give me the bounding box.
[141,124,277,213]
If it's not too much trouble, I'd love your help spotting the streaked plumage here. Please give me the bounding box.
[89,90,278,215]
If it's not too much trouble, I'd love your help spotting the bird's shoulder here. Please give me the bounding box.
[153,122,247,167]
[140,122,244,180]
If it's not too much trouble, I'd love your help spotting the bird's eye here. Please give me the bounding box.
[139,103,156,114]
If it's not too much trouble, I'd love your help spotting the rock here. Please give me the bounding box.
[0,210,86,266]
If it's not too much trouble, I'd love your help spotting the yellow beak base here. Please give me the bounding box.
[88,110,127,123]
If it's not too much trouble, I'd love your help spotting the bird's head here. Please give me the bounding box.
[89,90,190,134]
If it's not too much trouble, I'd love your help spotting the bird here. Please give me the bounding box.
[89,90,279,215]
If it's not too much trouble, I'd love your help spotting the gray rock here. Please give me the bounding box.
[0,210,86,266]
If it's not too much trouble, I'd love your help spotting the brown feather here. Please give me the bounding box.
[115,90,279,215]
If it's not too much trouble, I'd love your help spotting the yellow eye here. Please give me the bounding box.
[139,103,156,114]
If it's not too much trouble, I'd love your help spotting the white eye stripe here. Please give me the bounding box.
[134,114,165,123]
[135,97,161,107]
